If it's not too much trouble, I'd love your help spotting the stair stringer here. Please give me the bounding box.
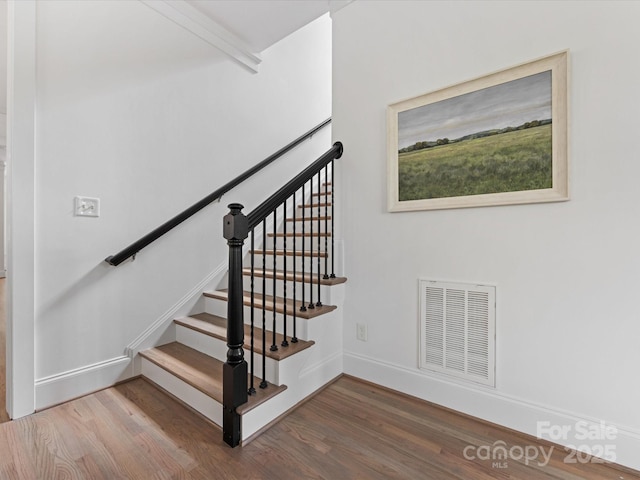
[137,167,345,441]
[142,284,345,440]
[240,286,344,441]
[125,261,226,377]
[125,224,265,375]
[234,172,344,440]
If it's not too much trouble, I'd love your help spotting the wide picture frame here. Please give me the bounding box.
[387,51,568,212]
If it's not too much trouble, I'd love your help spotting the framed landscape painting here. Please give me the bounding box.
[387,51,568,212]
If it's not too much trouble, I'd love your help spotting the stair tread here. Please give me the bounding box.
[204,290,337,319]
[298,202,331,208]
[268,232,331,237]
[285,216,331,222]
[251,249,327,258]
[175,313,315,361]
[140,342,286,415]
[242,268,347,286]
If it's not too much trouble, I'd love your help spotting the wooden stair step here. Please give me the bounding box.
[140,343,286,415]
[242,268,347,286]
[311,191,331,197]
[204,290,337,319]
[267,232,331,238]
[285,216,331,222]
[298,202,331,208]
[251,249,327,258]
[174,313,315,361]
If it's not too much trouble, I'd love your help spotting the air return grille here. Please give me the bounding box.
[419,280,495,387]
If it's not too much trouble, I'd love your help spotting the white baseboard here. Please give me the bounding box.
[344,351,640,472]
[35,356,132,410]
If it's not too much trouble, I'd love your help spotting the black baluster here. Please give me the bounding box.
[323,165,330,280]
[292,191,298,343]
[300,184,307,313]
[282,199,289,348]
[330,160,336,278]
[316,173,322,307]
[260,219,267,389]
[249,230,256,395]
[271,210,278,351]
[308,178,315,309]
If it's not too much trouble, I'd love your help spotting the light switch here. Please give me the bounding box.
[74,196,100,217]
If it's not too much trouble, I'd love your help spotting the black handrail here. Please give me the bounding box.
[247,142,343,228]
[104,118,332,266]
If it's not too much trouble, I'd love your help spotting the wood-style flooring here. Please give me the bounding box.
[0,374,638,479]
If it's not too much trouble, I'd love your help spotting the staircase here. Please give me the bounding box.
[137,143,345,445]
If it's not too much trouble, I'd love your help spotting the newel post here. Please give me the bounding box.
[222,203,248,447]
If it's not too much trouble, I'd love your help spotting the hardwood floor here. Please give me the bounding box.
[0,374,637,479]
[0,278,8,424]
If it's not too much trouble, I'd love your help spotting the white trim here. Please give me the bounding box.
[5,0,36,419]
[140,0,261,73]
[299,349,342,379]
[0,113,6,146]
[344,351,640,472]
[242,350,343,440]
[35,356,132,410]
[125,260,228,358]
[126,217,266,364]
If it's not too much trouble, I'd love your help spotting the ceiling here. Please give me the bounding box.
[185,0,349,52]
[0,0,351,119]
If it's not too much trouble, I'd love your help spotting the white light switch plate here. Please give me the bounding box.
[356,323,367,342]
[74,196,100,217]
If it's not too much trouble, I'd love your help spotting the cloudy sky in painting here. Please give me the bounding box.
[398,71,551,149]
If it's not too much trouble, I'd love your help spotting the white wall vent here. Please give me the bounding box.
[419,279,495,387]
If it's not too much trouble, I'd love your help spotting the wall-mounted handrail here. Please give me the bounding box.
[104,118,331,266]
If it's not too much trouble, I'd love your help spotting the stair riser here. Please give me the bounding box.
[283,219,332,229]
[251,255,332,276]
[242,276,335,302]
[203,297,311,340]
[262,240,332,255]
[175,325,280,385]
[141,359,222,426]
[265,227,332,243]
[261,242,332,258]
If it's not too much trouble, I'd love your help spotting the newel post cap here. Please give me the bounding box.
[223,203,248,242]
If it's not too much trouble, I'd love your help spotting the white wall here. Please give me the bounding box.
[6,0,36,419]
[30,1,331,404]
[0,0,6,277]
[333,0,640,471]
[0,0,6,117]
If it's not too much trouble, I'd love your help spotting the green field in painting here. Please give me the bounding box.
[398,125,552,201]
